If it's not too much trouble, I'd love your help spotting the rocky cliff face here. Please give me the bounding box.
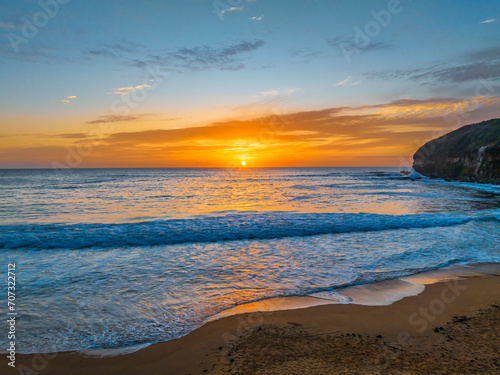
[413,119,500,184]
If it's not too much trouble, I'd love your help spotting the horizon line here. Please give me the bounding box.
[0,166,411,170]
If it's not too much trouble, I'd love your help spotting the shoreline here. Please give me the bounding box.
[4,264,500,374]
[208,262,500,322]
[7,262,499,357]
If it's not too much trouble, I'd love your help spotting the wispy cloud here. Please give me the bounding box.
[89,41,146,58]
[4,96,500,167]
[328,37,394,56]
[249,15,263,21]
[86,115,141,124]
[260,90,278,97]
[367,45,500,84]
[129,40,265,73]
[62,95,77,103]
[289,47,326,63]
[253,88,295,98]
[1,132,91,139]
[335,76,351,86]
[3,37,264,73]
[368,61,500,84]
[480,19,495,24]
[351,81,362,86]
[464,46,500,62]
[0,21,17,29]
[108,84,151,96]
[219,6,244,16]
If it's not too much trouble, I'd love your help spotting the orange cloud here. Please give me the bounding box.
[2,96,500,168]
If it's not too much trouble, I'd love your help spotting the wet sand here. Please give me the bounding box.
[5,275,500,374]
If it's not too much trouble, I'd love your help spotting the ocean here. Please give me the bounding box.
[1,167,499,354]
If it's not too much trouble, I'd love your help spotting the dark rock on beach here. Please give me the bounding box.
[413,118,500,184]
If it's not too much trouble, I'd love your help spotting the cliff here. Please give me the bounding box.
[413,118,500,184]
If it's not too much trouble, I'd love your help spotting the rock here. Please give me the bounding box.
[413,118,500,184]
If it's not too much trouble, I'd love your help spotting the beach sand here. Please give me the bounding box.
[6,275,500,375]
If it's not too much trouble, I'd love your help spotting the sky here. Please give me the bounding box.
[0,0,499,168]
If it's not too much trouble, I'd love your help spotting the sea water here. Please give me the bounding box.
[0,167,499,353]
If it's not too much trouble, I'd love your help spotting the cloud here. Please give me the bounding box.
[4,96,500,167]
[249,15,263,21]
[53,133,88,139]
[464,46,500,62]
[62,95,77,103]
[227,7,243,11]
[335,76,351,86]
[96,96,499,152]
[129,39,265,73]
[1,132,96,140]
[107,84,151,96]
[418,62,500,83]
[289,47,325,63]
[0,21,17,29]
[328,37,394,55]
[367,44,500,85]
[480,19,495,24]
[1,35,263,73]
[351,81,362,86]
[218,6,244,16]
[260,90,278,97]
[327,37,395,63]
[253,88,295,98]
[85,113,160,125]
[368,61,500,84]
[92,98,500,143]
[359,40,393,52]
[220,63,245,71]
[86,115,140,124]
[89,41,146,58]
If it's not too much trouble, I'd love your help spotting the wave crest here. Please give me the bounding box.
[2,211,497,250]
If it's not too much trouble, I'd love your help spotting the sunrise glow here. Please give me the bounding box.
[0,0,498,170]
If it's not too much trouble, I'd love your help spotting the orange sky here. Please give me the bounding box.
[1,95,499,169]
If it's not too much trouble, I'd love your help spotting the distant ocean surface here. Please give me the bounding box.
[1,167,499,354]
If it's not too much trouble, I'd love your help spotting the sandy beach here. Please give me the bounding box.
[3,0,500,372]
[5,272,499,375]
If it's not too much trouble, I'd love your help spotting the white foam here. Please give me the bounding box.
[402,263,500,285]
[206,296,336,322]
[308,291,352,303]
[339,278,425,306]
[77,342,151,358]
[409,168,426,180]
[1,211,480,249]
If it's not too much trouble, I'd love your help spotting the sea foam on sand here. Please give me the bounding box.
[207,262,500,321]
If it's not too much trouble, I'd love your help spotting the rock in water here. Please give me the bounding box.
[413,119,500,184]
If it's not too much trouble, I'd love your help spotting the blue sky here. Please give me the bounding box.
[1,0,499,167]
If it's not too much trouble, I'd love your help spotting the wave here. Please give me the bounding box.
[289,195,318,201]
[1,211,498,250]
[289,184,318,190]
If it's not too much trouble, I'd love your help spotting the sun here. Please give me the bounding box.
[241,160,247,166]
